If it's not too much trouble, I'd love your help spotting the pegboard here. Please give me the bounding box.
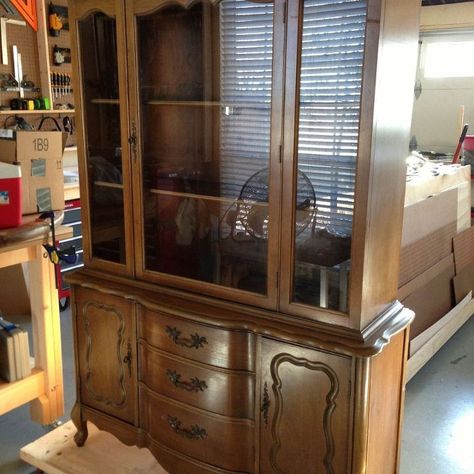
[48,0,74,110]
[0,17,42,106]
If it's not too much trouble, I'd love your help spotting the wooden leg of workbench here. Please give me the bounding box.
[29,244,64,424]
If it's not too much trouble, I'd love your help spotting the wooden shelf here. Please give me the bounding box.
[91,99,120,105]
[94,181,123,190]
[146,101,270,109]
[0,369,45,416]
[147,100,220,106]
[149,187,268,206]
[0,109,75,115]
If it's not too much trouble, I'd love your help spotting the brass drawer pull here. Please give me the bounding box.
[167,415,207,440]
[123,341,132,377]
[166,369,208,392]
[261,382,270,425]
[166,326,208,349]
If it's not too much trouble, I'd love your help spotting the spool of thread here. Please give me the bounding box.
[34,99,41,110]
[42,97,50,110]
[27,100,34,110]
[10,99,20,110]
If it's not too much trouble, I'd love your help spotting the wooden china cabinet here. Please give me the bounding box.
[68,0,420,472]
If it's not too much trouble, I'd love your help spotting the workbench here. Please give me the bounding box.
[20,421,168,474]
[0,215,71,424]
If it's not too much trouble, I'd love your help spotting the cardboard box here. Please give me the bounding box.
[401,259,455,339]
[0,131,67,215]
[405,165,471,232]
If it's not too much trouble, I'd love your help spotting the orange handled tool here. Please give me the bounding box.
[452,124,469,164]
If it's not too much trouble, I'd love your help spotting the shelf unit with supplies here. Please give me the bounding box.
[0,0,75,117]
[0,220,72,423]
[56,198,83,311]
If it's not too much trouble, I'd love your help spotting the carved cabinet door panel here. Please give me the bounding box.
[74,287,137,424]
[260,338,353,474]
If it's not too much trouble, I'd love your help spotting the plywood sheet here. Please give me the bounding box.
[406,294,474,382]
[399,222,456,287]
[402,261,455,339]
[402,188,457,247]
[404,165,470,206]
[453,263,474,304]
[453,226,474,274]
[398,253,454,301]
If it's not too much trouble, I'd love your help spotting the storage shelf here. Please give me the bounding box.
[0,369,45,416]
[0,109,75,115]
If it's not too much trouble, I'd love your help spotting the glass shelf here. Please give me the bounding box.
[148,187,269,207]
[147,100,220,106]
[90,98,120,104]
[94,181,124,190]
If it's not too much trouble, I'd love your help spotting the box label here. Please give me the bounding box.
[36,187,52,211]
[0,191,9,205]
[31,158,46,177]
[33,137,49,152]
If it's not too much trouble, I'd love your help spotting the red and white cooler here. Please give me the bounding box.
[0,161,22,229]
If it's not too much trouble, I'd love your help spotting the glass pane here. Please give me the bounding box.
[292,0,367,311]
[78,13,126,264]
[137,0,274,294]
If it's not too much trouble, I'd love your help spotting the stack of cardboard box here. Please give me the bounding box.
[399,165,473,366]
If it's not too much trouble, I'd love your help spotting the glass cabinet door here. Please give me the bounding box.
[129,0,280,304]
[283,0,367,314]
[75,6,131,268]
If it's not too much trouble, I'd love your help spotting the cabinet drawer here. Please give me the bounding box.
[64,220,82,238]
[59,235,83,252]
[140,386,254,473]
[139,342,254,419]
[139,308,255,371]
[63,207,81,224]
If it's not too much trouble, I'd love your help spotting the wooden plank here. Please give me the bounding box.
[0,246,35,267]
[29,243,64,424]
[420,2,474,31]
[20,420,168,474]
[401,188,458,247]
[36,0,52,105]
[406,296,474,382]
[0,369,45,416]
[454,264,474,304]
[453,226,474,274]
[409,292,472,356]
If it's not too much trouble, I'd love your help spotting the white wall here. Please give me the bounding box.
[410,3,474,153]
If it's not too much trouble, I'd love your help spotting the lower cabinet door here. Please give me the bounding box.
[74,286,137,424]
[260,338,353,474]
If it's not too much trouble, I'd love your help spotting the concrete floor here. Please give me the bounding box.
[0,310,473,473]
[400,315,474,474]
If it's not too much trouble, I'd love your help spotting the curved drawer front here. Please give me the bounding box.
[140,386,254,473]
[139,343,254,419]
[139,308,255,371]
[147,436,249,474]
